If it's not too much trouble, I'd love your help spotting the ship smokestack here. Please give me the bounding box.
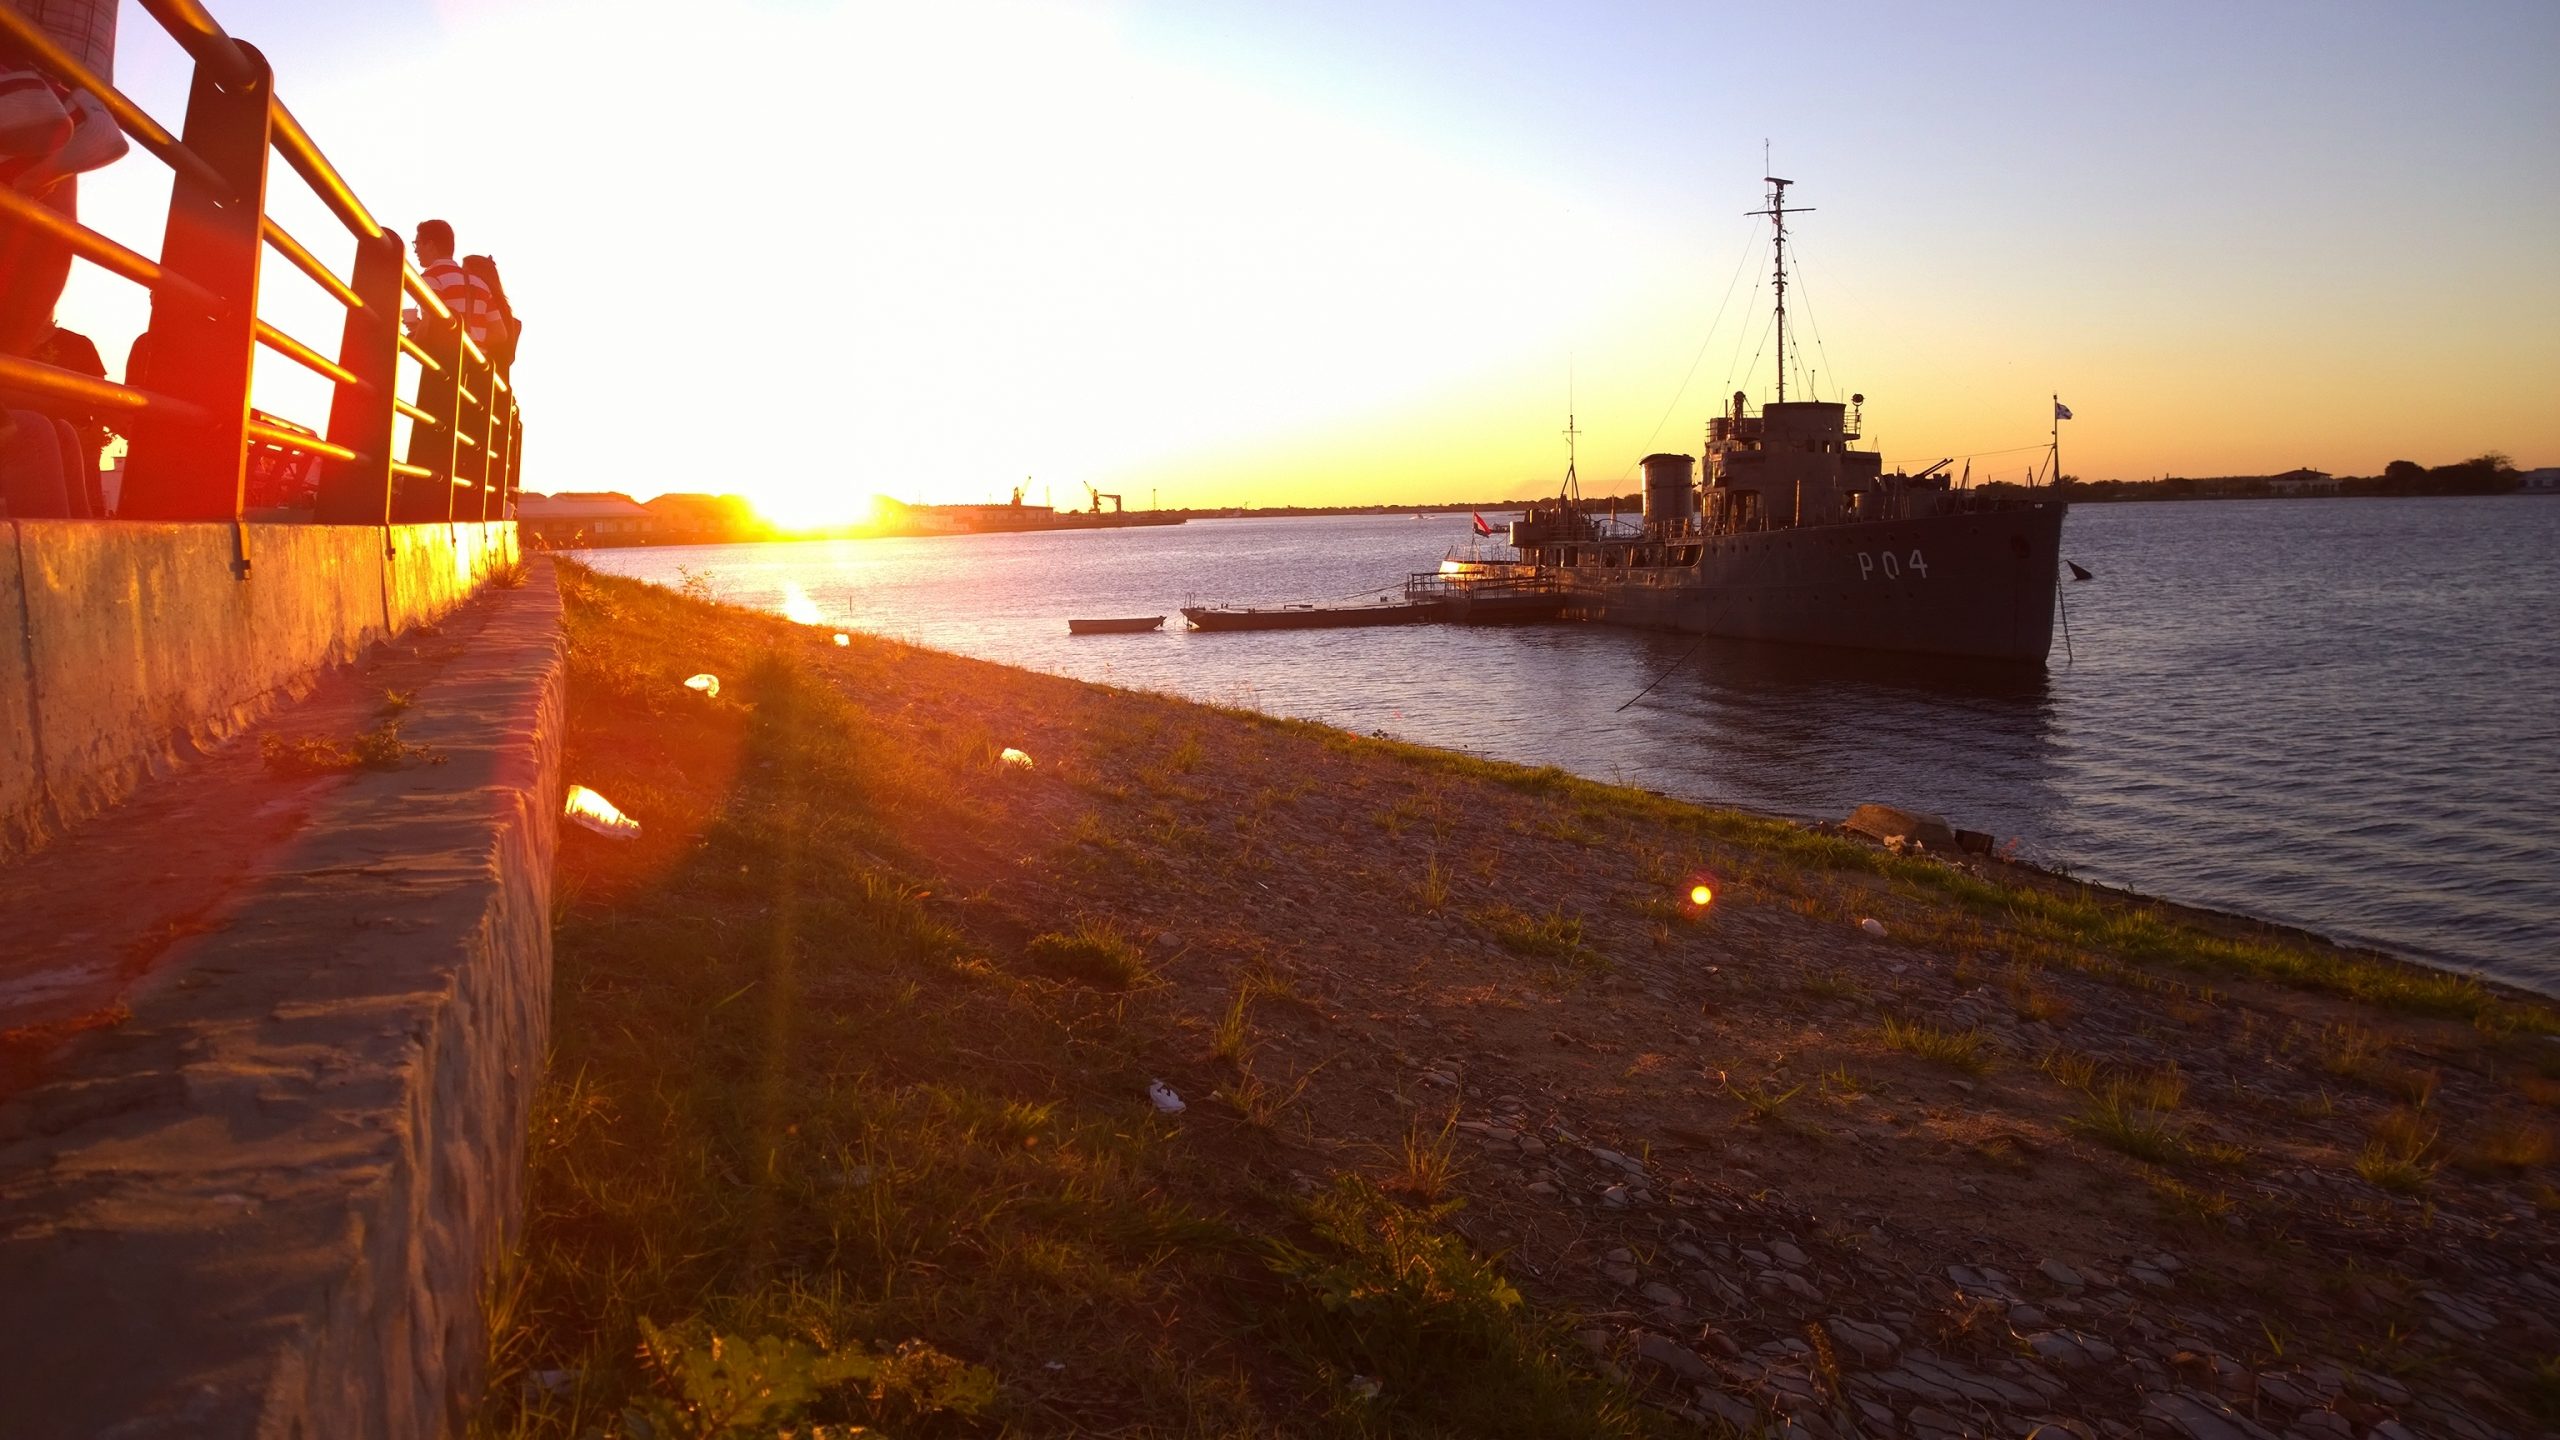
[1641,452,1697,535]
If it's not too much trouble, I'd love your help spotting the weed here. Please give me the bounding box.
[2356,1107,2440,1193]
[1798,970,1865,1003]
[1024,921,1154,989]
[260,720,442,775]
[2149,1173,2236,1224]
[2040,1046,2101,1092]
[1211,989,1252,1065]
[1415,852,1451,914]
[1483,904,1588,962]
[1879,1016,1991,1075]
[1389,1112,1463,1202]
[380,688,416,715]
[2456,1116,2553,1176]
[1263,1176,1656,1437]
[1217,1063,1312,1130]
[1819,1067,1868,1102]
[624,1320,993,1439]
[1724,1076,1808,1125]
[2070,1087,2187,1166]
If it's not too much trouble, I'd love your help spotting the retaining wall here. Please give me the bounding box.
[0,561,564,1439]
[1,519,518,861]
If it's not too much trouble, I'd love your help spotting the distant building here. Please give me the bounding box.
[644,492,767,543]
[2266,467,2339,496]
[2520,467,2560,494]
[517,491,659,548]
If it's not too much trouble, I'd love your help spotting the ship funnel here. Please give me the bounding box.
[1641,453,1697,532]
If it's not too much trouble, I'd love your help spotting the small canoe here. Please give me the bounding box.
[1068,615,1165,635]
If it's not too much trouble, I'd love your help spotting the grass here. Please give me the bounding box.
[260,718,443,775]
[1023,920,1153,988]
[2357,1108,2440,1194]
[1723,1075,1809,1126]
[486,566,1664,1437]
[1482,904,1592,964]
[1878,1016,1991,1075]
[2070,1086,2188,1166]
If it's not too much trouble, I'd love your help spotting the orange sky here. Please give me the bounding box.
[57,0,2560,520]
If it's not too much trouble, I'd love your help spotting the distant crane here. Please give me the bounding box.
[1084,483,1124,514]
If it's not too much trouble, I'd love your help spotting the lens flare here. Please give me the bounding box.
[1689,883,1714,907]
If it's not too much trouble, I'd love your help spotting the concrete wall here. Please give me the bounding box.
[0,563,564,1439]
[0,519,519,860]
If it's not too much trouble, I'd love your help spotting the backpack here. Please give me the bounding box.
[463,253,523,369]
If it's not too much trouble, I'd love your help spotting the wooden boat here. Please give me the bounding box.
[1067,615,1165,635]
[1181,600,1444,631]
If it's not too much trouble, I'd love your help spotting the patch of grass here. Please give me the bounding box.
[2071,1086,2187,1166]
[2040,1046,2102,1092]
[1217,1062,1312,1130]
[1798,969,1866,1003]
[1414,851,1451,915]
[1879,1016,1991,1075]
[1024,920,1153,989]
[259,719,443,775]
[1819,1066,1867,1102]
[1388,1112,1463,1203]
[2149,1173,2236,1224]
[1210,988,1252,1065]
[1482,904,1589,962]
[1723,1076,1808,1126]
[2356,1107,2440,1194]
[1263,1176,1664,1438]
[2455,1116,2552,1176]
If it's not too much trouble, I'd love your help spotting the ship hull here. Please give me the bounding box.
[1528,503,2066,663]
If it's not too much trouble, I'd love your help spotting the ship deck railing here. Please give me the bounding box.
[1403,570,1563,600]
[0,0,525,531]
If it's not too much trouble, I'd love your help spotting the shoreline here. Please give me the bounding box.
[489,562,2560,1436]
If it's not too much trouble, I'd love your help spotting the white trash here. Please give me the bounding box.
[1859,917,1887,938]
[682,673,719,697]
[833,633,851,647]
[564,784,640,839]
[1148,1080,1185,1114]
[999,747,1034,770]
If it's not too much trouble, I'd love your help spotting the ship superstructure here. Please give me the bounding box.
[1480,176,2065,663]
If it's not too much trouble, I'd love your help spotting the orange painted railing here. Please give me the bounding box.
[0,0,522,533]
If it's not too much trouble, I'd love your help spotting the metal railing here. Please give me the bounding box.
[0,0,523,538]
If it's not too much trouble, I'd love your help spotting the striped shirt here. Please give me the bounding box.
[421,257,498,347]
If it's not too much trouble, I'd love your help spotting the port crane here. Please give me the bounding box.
[1084,483,1124,514]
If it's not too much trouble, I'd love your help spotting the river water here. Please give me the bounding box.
[575,497,2560,995]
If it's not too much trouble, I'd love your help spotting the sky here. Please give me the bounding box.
[55,0,2560,518]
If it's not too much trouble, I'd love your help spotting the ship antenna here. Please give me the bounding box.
[1748,169,1812,403]
[1563,364,1582,503]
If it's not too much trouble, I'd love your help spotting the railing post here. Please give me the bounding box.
[315,227,402,523]
[120,41,273,522]
[393,304,461,523]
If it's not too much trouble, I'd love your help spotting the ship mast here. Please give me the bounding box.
[1749,173,1811,403]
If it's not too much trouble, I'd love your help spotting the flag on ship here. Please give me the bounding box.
[2054,401,2073,420]
[1473,512,1494,536]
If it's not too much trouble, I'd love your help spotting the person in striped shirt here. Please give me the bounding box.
[407,218,497,347]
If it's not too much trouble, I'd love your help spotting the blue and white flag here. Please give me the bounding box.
[2054,401,2074,420]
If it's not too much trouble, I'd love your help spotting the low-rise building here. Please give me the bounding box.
[517,491,659,548]
[2520,467,2560,494]
[2267,467,2339,496]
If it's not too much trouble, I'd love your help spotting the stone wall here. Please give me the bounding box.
[0,519,518,861]
[0,562,564,1439]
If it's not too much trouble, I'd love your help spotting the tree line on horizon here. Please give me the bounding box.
[2034,452,2527,503]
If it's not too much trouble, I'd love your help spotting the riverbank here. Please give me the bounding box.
[483,564,2559,1437]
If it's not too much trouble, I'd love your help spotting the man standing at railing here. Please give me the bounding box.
[394,219,497,518]
[408,219,496,348]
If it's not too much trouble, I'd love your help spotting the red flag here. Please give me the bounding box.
[1472,512,1493,536]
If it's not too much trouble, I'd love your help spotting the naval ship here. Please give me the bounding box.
[1464,177,2066,664]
